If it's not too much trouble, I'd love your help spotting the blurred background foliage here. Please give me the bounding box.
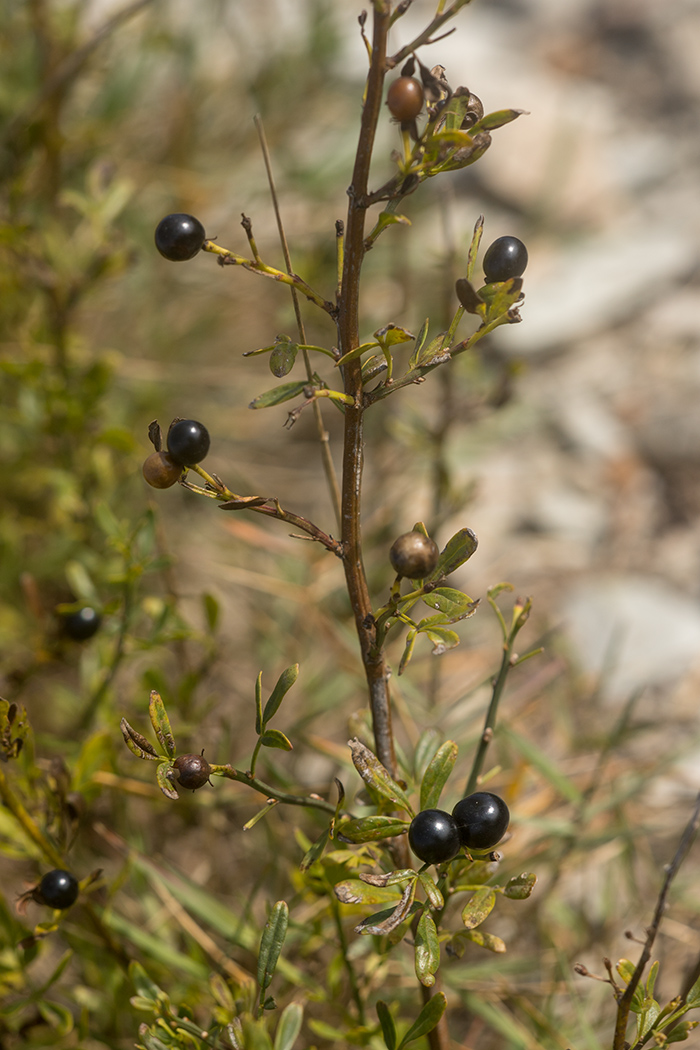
[2,1,700,1048]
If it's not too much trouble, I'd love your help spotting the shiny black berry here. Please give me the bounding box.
[389,532,439,579]
[482,236,528,283]
[38,869,79,909]
[62,607,101,641]
[155,214,206,262]
[452,791,509,851]
[387,76,424,121]
[408,809,461,865]
[142,450,182,489]
[173,752,212,791]
[166,420,210,466]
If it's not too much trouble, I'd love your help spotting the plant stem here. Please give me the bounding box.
[337,3,399,782]
[212,765,338,816]
[464,642,513,796]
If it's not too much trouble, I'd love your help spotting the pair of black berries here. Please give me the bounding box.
[154,213,527,286]
[408,791,509,866]
[142,419,210,489]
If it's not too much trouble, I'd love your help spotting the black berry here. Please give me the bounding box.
[173,752,212,791]
[62,607,101,641]
[482,236,528,283]
[142,451,182,489]
[452,791,509,851]
[155,214,206,262]
[389,533,439,579]
[38,869,79,909]
[408,809,461,866]
[166,420,210,466]
[387,76,424,121]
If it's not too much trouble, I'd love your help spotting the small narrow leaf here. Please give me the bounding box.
[397,992,447,1050]
[243,799,279,830]
[374,323,414,348]
[420,740,458,811]
[470,107,527,132]
[427,528,478,582]
[273,1002,304,1050]
[408,318,430,368]
[202,593,220,633]
[255,671,263,736]
[684,974,700,1007]
[414,910,440,987]
[461,887,496,929]
[261,729,293,751]
[336,815,410,844]
[262,664,299,727]
[120,719,159,761]
[398,629,417,676]
[359,869,416,887]
[335,341,380,368]
[347,739,414,815]
[156,763,179,801]
[503,872,537,900]
[249,380,308,409]
[258,901,289,994]
[460,928,506,953]
[417,872,444,911]
[366,210,411,243]
[354,881,416,936]
[300,828,329,871]
[148,691,175,758]
[334,879,403,906]
[376,1001,397,1050]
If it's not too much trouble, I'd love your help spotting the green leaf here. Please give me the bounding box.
[637,1000,661,1041]
[503,872,537,900]
[347,739,415,815]
[422,626,461,655]
[261,729,293,751]
[685,974,700,1007]
[354,882,416,936]
[258,901,289,994]
[148,691,175,759]
[461,887,496,929]
[667,1021,699,1043]
[397,992,447,1050]
[335,341,380,368]
[129,961,164,1003]
[414,332,451,368]
[427,528,479,582]
[120,718,159,761]
[470,107,527,132]
[255,671,263,736]
[422,587,478,621]
[413,729,442,783]
[336,815,410,844]
[249,380,308,409]
[374,323,414,348]
[65,560,99,603]
[273,1002,304,1050]
[460,928,506,953]
[398,629,417,676]
[202,593,220,633]
[376,1001,397,1050]
[417,871,444,910]
[156,762,179,800]
[646,960,659,999]
[334,879,404,906]
[37,999,74,1035]
[414,910,440,987]
[263,664,299,726]
[300,828,329,871]
[270,338,298,378]
[366,210,411,243]
[408,319,430,368]
[420,740,458,811]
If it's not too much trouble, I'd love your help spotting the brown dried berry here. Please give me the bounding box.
[387,76,424,121]
[173,752,212,791]
[389,532,440,579]
[142,451,182,489]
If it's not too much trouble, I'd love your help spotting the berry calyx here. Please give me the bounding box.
[155,214,206,262]
[452,791,509,851]
[387,76,424,121]
[389,532,439,579]
[142,451,182,489]
[38,869,79,909]
[173,752,212,791]
[408,809,461,866]
[482,236,528,283]
[166,420,210,466]
[62,607,101,641]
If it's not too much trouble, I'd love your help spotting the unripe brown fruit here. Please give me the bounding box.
[142,451,182,489]
[389,532,440,579]
[173,753,212,791]
[387,76,424,121]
